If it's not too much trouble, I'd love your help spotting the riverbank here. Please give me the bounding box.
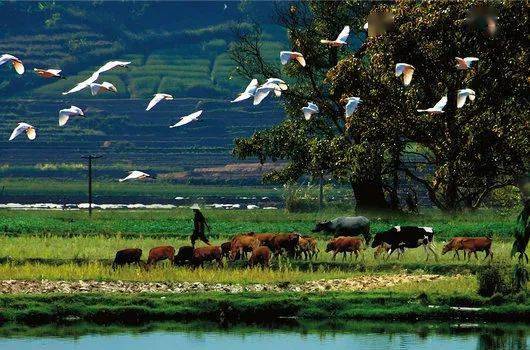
[0,291,529,326]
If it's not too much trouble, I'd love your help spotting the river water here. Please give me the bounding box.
[0,322,527,350]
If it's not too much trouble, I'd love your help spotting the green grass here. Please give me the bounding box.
[0,292,528,326]
[0,207,518,239]
[0,178,279,199]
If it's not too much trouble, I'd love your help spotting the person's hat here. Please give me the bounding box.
[190,204,201,210]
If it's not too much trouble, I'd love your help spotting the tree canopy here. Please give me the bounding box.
[231,0,529,212]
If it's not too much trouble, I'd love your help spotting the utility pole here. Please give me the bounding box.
[81,155,102,216]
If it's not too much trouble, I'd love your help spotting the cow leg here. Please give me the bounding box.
[354,251,359,261]
[474,251,478,260]
[423,244,429,261]
[342,252,346,261]
[428,244,438,262]
[387,248,395,260]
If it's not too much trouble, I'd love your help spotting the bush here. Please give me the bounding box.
[477,265,510,297]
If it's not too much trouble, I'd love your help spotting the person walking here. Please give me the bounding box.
[190,204,211,247]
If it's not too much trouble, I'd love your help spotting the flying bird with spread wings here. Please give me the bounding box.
[146,93,174,111]
[169,110,203,128]
[90,82,117,95]
[280,51,306,67]
[302,102,319,120]
[455,57,479,70]
[0,54,24,74]
[395,63,415,86]
[34,68,65,79]
[119,171,151,182]
[9,123,35,141]
[63,60,131,95]
[59,106,85,126]
[417,96,447,114]
[231,79,258,103]
[320,26,350,46]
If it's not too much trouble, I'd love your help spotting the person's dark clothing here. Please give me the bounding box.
[191,210,210,246]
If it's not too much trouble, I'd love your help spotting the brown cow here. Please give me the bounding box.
[112,248,142,269]
[296,236,319,260]
[220,241,232,260]
[192,245,223,268]
[270,233,300,257]
[147,246,175,268]
[441,237,468,260]
[252,233,277,247]
[230,234,260,260]
[326,236,364,261]
[248,246,271,269]
[459,237,493,261]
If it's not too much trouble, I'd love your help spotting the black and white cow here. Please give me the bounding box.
[371,226,438,261]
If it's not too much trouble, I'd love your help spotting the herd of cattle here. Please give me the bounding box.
[112,216,494,269]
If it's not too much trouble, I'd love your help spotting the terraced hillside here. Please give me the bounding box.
[0,1,289,183]
[0,2,287,99]
[0,97,284,180]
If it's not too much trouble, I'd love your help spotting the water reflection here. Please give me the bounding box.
[0,321,526,350]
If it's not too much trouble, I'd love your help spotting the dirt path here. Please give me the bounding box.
[0,274,442,294]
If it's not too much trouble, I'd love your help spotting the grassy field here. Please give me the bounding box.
[0,178,280,199]
[0,207,520,284]
[0,208,517,238]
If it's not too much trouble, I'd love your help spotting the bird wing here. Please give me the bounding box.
[433,96,448,110]
[320,39,335,45]
[395,63,406,77]
[295,54,306,67]
[244,79,259,94]
[0,54,10,66]
[170,110,202,128]
[102,82,117,92]
[403,66,414,86]
[63,71,99,95]
[280,51,292,65]
[26,126,36,140]
[456,92,468,108]
[58,110,72,126]
[47,69,62,75]
[336,25,350,42]
[89,83,101,96]
[308,102,319,112]
[12,59,24,74]
[464,57,479,66]
[302,107,315,120]
[231,92,252,103]
[146,94,164,111]
[96,61,131,74]
[9,124,26,140]
[345,99,359,117]
[253,87,271,105]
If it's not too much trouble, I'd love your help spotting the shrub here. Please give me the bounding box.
[476,265,509,297]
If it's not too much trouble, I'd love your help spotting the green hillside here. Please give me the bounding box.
[0,2,287,99]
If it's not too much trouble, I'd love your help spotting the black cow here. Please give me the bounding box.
[312,216,371,242]
[112,248,142,269]
[371,226,438,261]
[173,246,194,266]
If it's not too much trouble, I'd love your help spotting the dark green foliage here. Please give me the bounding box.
[0,292,529,326]
[477,265,509,297]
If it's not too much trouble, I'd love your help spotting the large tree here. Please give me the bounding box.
[232,0,528,212]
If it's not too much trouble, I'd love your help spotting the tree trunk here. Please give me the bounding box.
[351,178,389,212]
